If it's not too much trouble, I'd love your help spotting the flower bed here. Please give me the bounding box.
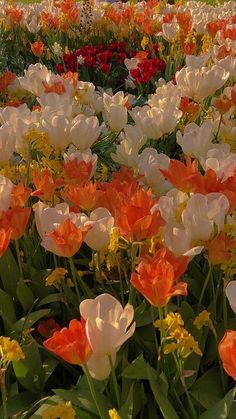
[0,0,236,418]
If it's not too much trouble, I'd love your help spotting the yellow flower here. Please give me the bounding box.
[141,36,149,50]
[109,408,121,419]
[0,337,25,364]
[42,402,76,419]
[193,310,210,330]
[108,227,120,254]
[45,268,68,288]
[154,312,184,333]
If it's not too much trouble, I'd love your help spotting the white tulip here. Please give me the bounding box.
[0,175,13,216]
[84,208,114,251]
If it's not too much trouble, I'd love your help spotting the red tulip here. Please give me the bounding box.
[44,319,92,365]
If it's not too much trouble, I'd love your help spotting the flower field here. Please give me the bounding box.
[0,0,236,417]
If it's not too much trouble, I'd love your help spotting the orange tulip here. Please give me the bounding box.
[218,330,236,380]
[0,227,12,257]
[66,182,98,212]
[47,219,89,258]
[11,183,31,207]
[160,157,200,193]
[32,169,63,202]
[213,95,232,114]
[144,247,189,281]
[0,207,31,240]
[116,188,164,241]
[62,159,94,185]
[43,81,66,95]
[31,41,44,57]
[208,231,235,265]
[131,258,188,307]
[44,319,92,365]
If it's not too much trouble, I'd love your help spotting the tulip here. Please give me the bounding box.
[0,207,31,240]
[138,148,171,194]
[44,319,92,365]
[0,176,13,217]
[80,293,135,379]
[41,114,70,149]
[63,149,97,184]
[38,318,61,338]
[69,115,101,150]
[218,330,236,380]
[31,41,44,57]
[0,228,12,257]
[42,219,89,257]
[31,169,63,202]
[225,282,236,314]
[176,120,214,159]
[83,207,114,251]
[160,157,199,193]
[0,123,16,162]
[131,258,188,308]
[182,193,229,242]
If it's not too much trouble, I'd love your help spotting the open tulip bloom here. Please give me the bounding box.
[0,0,236,417]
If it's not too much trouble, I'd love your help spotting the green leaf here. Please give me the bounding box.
[0,391,38,418]
[190,367,223,409]
[43,358,59,383]
[122,355,148,380]
[147,364,180,419]
[199,388,236,419]
[14,309,51,332]
[37,293,62,307]
[119,385,133,419]
[16,279,34,312]
[0,248,20,297]
[0,289,16,324]
[13,340,45,394]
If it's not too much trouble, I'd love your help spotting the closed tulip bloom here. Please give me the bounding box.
[225,282,236,314]
[0,175,13,217]
[69,115,101,150]
[0,207,31,240]
[42,114,70,149]
[131,258,188,307]
[80,293,135,357]
[83,208,114,251]
[0,227,12,257]
[0,123,16,162]
[176,120,214,159]
[31,41,44,57]
[218,330,236,380]
[44,319,92,365]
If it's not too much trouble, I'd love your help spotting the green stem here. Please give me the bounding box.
[151,306,159,357]
[68,257,81,301]
[97,251,103,283]
[108,355,121,408]
[116,256,125,306]
[0,369,8,419]
[182,377,197,419]
[83,364,107,419]
[158,307,165,343]
[198,265,212,311]
[15,240,24,279]
[223,289,227,331]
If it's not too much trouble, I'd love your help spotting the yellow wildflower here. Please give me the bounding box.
[141,36,149,50]
[42,402,76,419]
[154,312,184,332]
[108,227,120,253]
[201,34,213,54]
[45,268,68,288]
[193,310,210,330]
[0,337,25,364]
[109,408,121,419]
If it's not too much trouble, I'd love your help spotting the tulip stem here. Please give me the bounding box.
[83,364,107,419]
[198,265,212,311]
[158,307,165,343]
[0,368,8,419]
[108,355,121,408]
[15,240,24,279]
[68,257,81,301]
